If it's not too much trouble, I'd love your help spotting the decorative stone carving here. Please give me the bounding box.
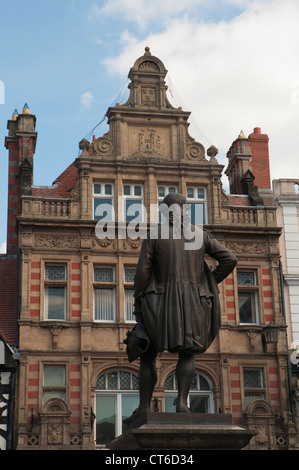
[79,138,90,153]
[207,145,219,163]
[141,87,156,107]
[70,183,79,199]
[185,142,205,161]
[123,237,143,250]
[93,137,113,157]
[93,237,117,249]
[132,128,165,161]
[20,225,32,239]
[39,398,71,449]
[225,241,266,255]
[80,228,93,241]
[35,234,77,248]
[138,60,159,72]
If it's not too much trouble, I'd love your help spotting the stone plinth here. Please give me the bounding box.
[108,412,256,450]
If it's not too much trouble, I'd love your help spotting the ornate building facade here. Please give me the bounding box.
[2,49,298,449]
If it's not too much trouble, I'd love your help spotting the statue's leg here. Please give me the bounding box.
[176,351,195,413]
[123,348,157,425]
[138,348,157,412]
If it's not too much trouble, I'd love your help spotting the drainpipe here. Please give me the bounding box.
[279,261,296,431]
[6,370,16,450]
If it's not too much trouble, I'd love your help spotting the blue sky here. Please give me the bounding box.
[1,0,299,252]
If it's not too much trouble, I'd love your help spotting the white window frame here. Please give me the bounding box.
[93,182,114,221]
[243,368,266,408]
[93,266,116,322]
[94,370,139,447]
[43,364,66,403]
[44,264,67,321]
[237,270,259,325]
[186,186,207,225]
[122,184,144,223]
[164,371,214,413]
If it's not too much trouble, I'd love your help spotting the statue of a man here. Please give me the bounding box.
[124,193,237,423]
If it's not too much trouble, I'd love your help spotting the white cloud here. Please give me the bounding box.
[101,0,299,185]
[0,242,6,254]
[80,92,94,110]
[89,0,208,29]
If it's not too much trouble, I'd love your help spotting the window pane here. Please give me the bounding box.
[105,184,112,195]
[45,286,66,320]
[45,265,66,280]
[199,376,210,391]
[94,198,113,221]
[43,390,66,402]
[190,395,209,413]
[119,372,131,390]
[107,371,118,389]
[158,186,165,198]
[197,188,205,199]
[244,369,263,388]
[125,199,143,222]
[165,394,177,412]
[237,271,256,286]
[95,373,106,389]
[124,268,135,283]
[134,185,142,196]
[245,392,265,408]
[123,185,131,196]
[94,267,114,283]
[169,187,176,194]
[239,292,257,323]
[94,183,101,194]
[187,187,194,198]
[122,395,140,434]
[189,202,205,225]
[164,373,177,390]
[125,289,134,322]
[96,395,115,445]
[44,366,65,386]
[94,288,115,321]
[132,375,139,390]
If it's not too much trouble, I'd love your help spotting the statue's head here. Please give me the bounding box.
[162,193,187,207]
[161,193,190,225]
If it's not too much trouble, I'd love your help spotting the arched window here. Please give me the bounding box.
[164,371,214,413]
[95,370,139,446]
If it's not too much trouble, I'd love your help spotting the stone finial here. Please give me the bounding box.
[144,46,151,55]
[207,145,218,163]
[79,138,90,154]
[12,109,18,120]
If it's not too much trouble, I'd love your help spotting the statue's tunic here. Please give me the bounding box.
[134,226,237,354]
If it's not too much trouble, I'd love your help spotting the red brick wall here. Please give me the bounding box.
[248,128,271,190]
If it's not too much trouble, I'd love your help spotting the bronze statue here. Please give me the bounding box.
[124,193,237,423]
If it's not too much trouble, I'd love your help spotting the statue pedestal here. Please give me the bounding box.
[108,412,256,451]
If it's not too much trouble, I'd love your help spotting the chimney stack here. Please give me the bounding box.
[4,104,37,255]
